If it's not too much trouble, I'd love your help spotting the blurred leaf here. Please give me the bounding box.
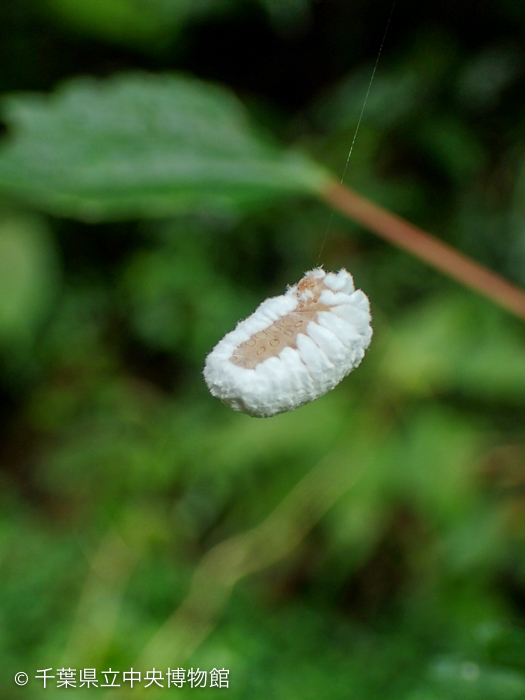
[456,44,524,110]
[393,407,480,524]
[313,69,424,132]
[41,0,236,51]
[0,213,59,350]
[384,294,525,402]
[0,73,329,221]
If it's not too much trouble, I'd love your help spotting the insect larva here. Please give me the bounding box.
[203,268,372,417]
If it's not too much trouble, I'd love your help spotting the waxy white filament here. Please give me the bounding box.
[204,268,372,417]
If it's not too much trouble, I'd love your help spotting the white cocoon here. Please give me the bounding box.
[203,268,372,417]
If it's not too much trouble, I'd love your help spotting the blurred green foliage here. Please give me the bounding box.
[0,1,525,699]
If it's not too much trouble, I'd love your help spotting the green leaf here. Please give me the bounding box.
[0,73,330,221]
[43,0,234,51]
[0,213,59,349]
[383,293,525,403]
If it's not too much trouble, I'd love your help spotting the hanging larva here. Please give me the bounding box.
[201,0,396,417]
[203,268,372,417]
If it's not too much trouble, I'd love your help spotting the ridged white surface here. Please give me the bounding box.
[203,268,372,417]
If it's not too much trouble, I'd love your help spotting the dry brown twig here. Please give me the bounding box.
[322,180,525,322]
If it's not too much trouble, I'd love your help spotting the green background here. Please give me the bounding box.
[1,1,525,698]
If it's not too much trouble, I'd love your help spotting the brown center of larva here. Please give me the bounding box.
[230,276,331,369]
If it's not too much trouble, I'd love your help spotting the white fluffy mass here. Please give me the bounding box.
[203,268,372,417]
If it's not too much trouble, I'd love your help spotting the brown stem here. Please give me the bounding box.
[321,180,525,322]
